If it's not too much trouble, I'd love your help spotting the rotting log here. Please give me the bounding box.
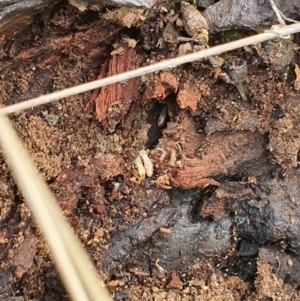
[0,0,155,38]
[170,131,265,188]
[0,0,61,36]
[0,19,122,72]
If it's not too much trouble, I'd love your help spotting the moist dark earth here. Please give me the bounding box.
[1,1,300,300]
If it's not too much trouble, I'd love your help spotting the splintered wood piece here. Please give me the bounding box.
[142,69,201,111]
[176,72,201,111]
[87,43,141,131]
[155,112,264,189]
[170,131,265,188]
[141,71,180,104]
[170,157,224,188]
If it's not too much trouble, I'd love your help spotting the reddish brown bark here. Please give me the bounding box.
[141,71,179,104]
[87,43,142,131]
[176,73,201,111]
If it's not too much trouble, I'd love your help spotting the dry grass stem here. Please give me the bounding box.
[268,0,286,25]
[0,23,300,116]
[0,114,112,301]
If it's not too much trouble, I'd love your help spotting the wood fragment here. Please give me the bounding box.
[157,113,265,189]
[141,71,179,104]
[87,43,141,131]
[91,154,125,181]
[176,73,201,111]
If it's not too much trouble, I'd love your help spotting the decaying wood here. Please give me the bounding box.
[54,166,100,215]
[90,154,125,181]
[177,72,202,111]
[53,155,124,215]
[0,0,152,39]
[86,43,142,132]
[170,131,265,188]
[1,20,122,71]
[0,0,61,36]
[153,111,265,189]
[141,69,202,112]
[141,71,180,104]
[201,181,257,221]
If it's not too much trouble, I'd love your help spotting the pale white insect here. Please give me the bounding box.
[139,150,153,177]
[169,149,176,167]
[134,155,146,179]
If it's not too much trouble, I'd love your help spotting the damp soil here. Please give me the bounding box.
[1,1,300,300]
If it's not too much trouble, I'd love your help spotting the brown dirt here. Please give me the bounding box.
[1,1,300,300]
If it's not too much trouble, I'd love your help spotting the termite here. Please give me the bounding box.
[139,150,153,177]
